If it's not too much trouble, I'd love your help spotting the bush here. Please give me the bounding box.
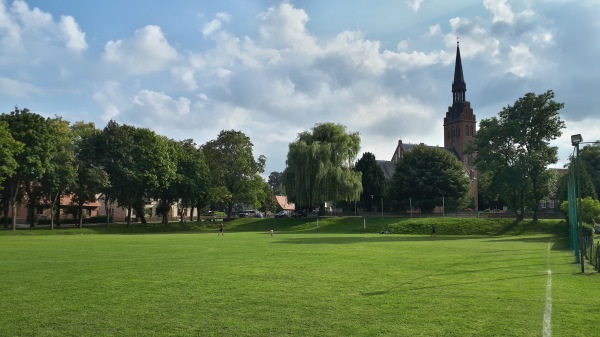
[560,197,600,225]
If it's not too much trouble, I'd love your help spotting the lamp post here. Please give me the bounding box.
[571,134,584,273]
[381,197,383,219]
[371,194,374,213]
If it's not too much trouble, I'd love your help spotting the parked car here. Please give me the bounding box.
[291,210,307,218]
[275,211,288,218]
[238,210,256,218]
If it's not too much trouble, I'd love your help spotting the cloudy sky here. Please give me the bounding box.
[1,0,599,176]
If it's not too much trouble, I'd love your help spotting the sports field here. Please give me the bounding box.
[0,220,597,336]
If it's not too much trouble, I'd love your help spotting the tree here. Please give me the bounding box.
[388,145,470,212]
[175,140,210,223]
[560,197,600,225]
[467,90,565,221]
[579,142,600,198]
[97,121,176,226]
[0,108,60,229]
[283,123,362,215]
[557,163,597,203]
[151,139,210,224]
[0,121,21,187]
[268,172,285,195]
[41,118,77,229]
[0,121,23,228]
[354,152,385,212]
[67,121,109,228]
[202,130,266,218]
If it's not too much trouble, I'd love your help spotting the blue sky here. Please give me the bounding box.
[1,0,599,175]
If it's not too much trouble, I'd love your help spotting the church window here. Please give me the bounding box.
[451,127,455,138]
[457,126,460,138]
[447,128,450,139]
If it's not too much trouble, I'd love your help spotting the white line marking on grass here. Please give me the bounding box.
[543,241,552,337]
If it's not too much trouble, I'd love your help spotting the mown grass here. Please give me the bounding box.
[0,217,596,336]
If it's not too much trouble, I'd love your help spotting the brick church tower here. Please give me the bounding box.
[443,41,478,209]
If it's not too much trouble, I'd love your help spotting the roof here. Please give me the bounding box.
[376,160,397,180]
[274,195,295,211]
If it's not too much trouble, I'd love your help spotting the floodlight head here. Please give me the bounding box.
[571,134,583,146]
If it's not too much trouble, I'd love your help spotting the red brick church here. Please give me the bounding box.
[382,42,478,209]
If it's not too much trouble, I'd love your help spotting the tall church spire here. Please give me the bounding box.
[452,41,466,104]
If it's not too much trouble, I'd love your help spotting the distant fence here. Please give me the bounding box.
[331,211,565,220]
[582,235,600,273]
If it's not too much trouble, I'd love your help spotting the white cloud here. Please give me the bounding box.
[172,66,198,91]
[427,24,441,37]
[11,0,53,31]
[104,25,178,74]
[0,1,22,51]
[406,0,424,12]
[202,18,222,37]
[0,76,42,97]
[59,15,87,52]
[258,3,318,54]
[508,43,534,77]
[133,90,191,119]
[93,81,125,121]
[325,31,386,74]
[483,0,514,24]
[0,0,88,58]
[445,17,500,62]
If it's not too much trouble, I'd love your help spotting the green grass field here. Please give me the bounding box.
[0,218,597,336]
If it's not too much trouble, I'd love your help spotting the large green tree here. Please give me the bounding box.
[0,120,23,228]
[557,163,597,203]
[97,121,176,226]
[268,172,285,196]
[0,121,21,187]
[388,145,470,212]
[68,121,109,228]
[151,139,210,224]
[467,90,565,221]
[202,130,266,218]
[579,142,600,198]
[176,139,210,223]
[0,108,63,229]
[354,152,385,212]
[40,118,77,229]
[283,123,362,214]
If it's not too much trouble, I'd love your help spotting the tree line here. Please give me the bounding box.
[3,90,591,227]
[0,108,269,230]
[281,91,596,222]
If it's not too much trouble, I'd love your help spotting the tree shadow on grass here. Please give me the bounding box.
[485,236,568,251]
[273,235,487,245]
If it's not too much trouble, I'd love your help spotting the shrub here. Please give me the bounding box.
[560,197,600,225]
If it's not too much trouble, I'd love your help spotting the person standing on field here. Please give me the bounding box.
[218,223,224,236]
[431,224,436,237]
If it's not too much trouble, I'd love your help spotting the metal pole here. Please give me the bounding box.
[577,144,584,273]
[410,198,412,218]
[381,197,383,219]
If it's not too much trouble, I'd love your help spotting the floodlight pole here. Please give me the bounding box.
[571,134,584,273]
[576,142,584,273]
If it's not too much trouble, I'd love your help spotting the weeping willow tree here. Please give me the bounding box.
[283,123,362,214]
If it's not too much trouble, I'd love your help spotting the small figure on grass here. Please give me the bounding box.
[269,229,274,237]
[218,223,224,236]
[431,224,436,237]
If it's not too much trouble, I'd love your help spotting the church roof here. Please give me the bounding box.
[453,43,465,87]
[376,160,396,180]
